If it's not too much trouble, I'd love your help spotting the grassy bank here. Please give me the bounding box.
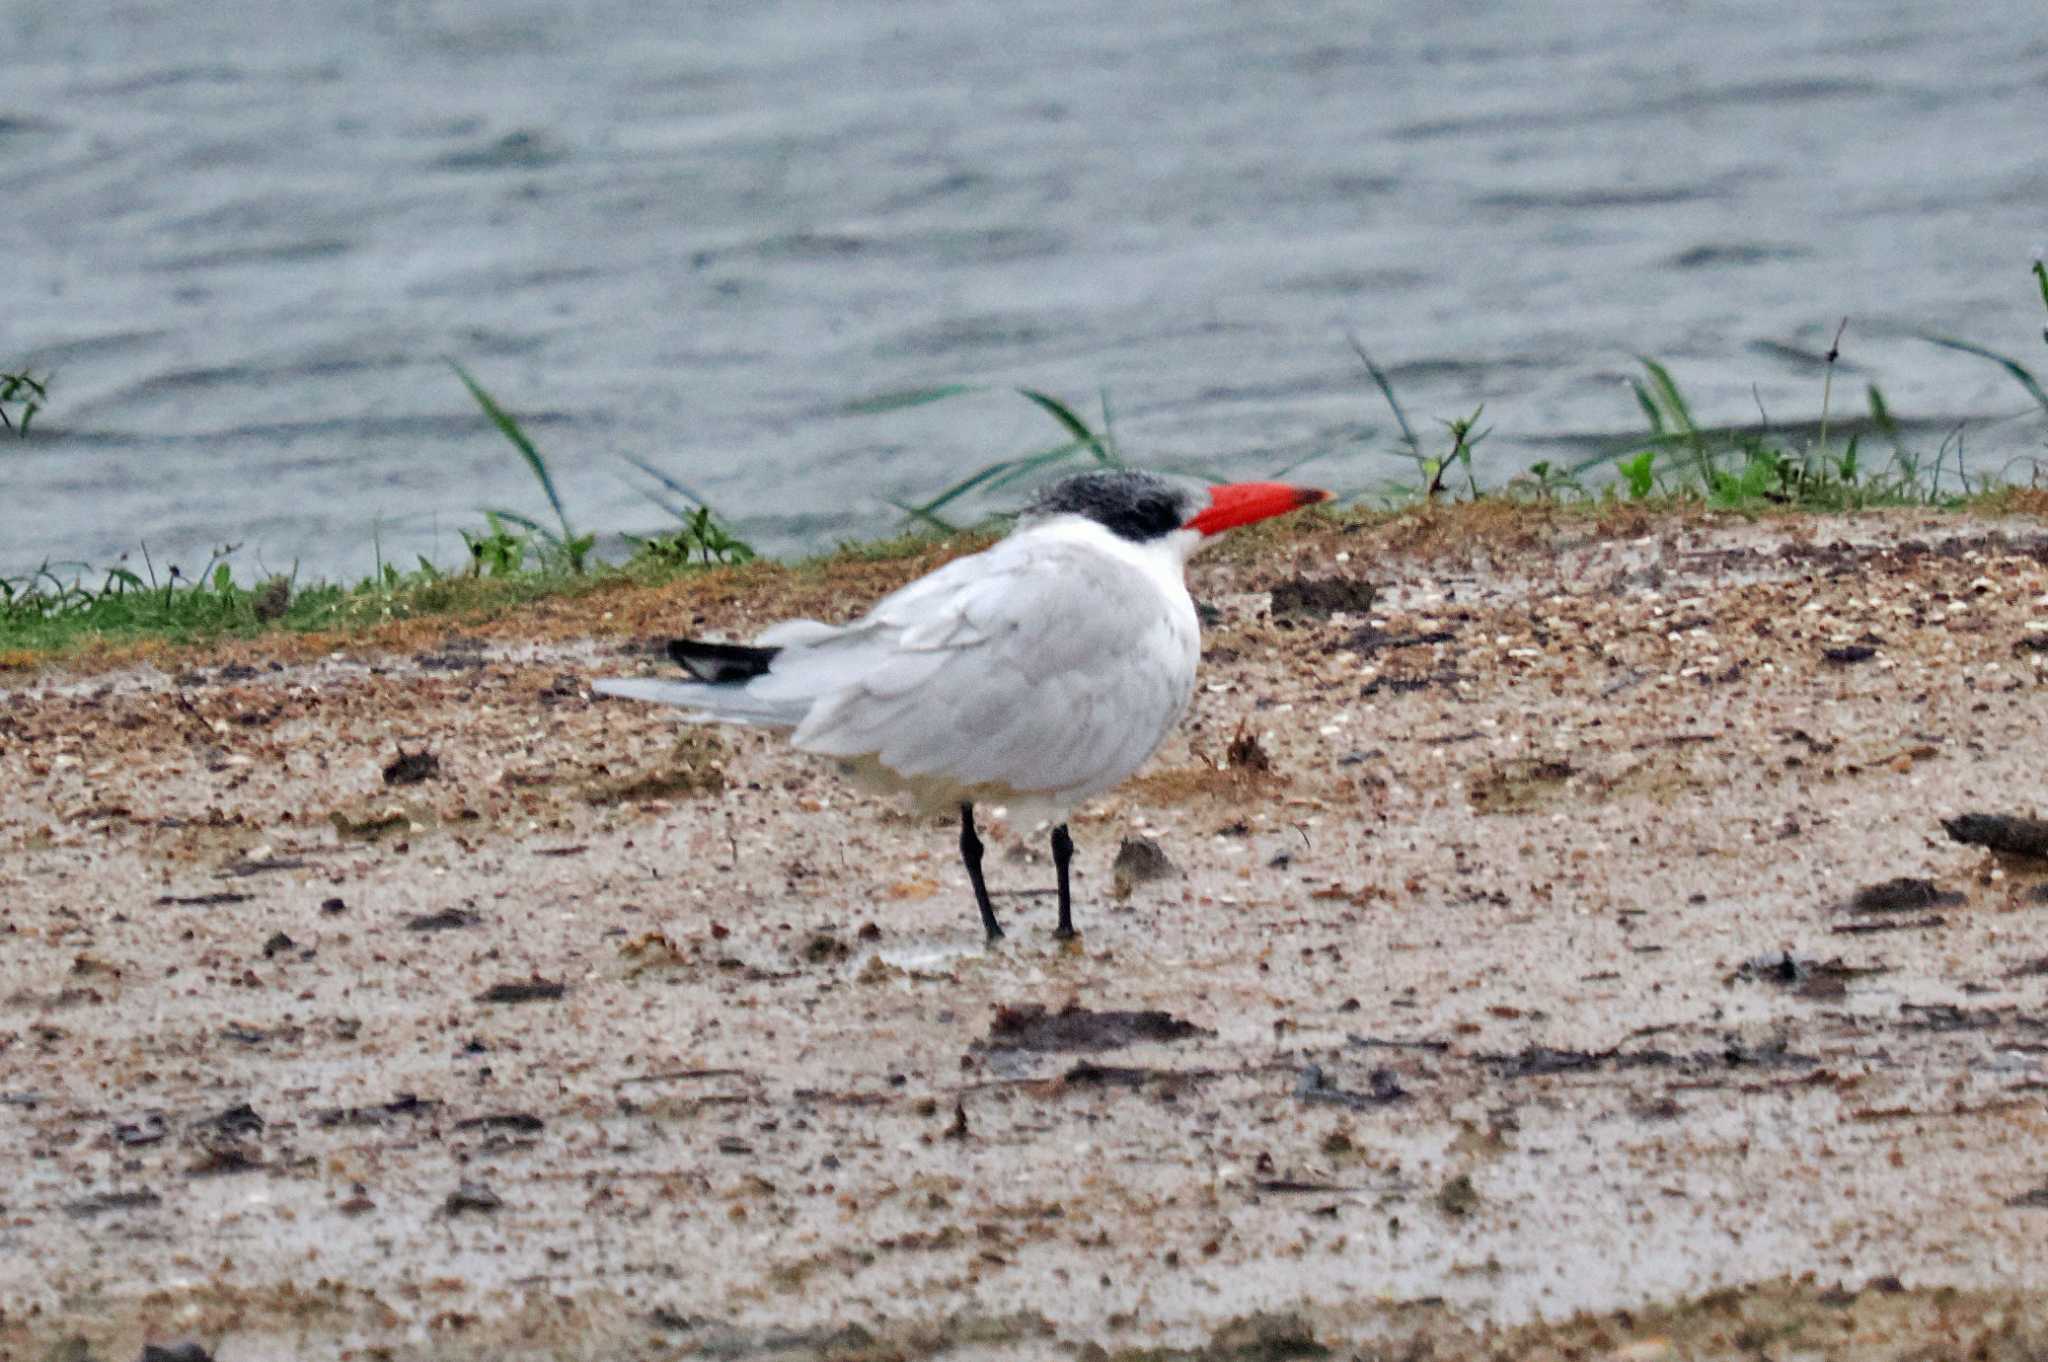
[6,271,2045,664]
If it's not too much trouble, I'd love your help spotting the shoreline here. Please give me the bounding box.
[8,492,2045,675]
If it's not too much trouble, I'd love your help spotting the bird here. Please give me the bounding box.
[594,469,1331,941]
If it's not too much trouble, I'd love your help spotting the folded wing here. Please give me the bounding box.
[777,535,1198,799]
[598,533,1199,803]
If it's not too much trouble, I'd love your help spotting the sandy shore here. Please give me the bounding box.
[4,506,2048,1360]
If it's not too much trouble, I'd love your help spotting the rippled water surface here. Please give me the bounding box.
[5,0,2045,577]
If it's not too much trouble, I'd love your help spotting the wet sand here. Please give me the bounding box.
[4,505,2048,1360]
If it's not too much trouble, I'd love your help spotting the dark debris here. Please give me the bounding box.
[63,1187,160,1218]
[142,1343,218,1362]
[477,979,565,1004]
[454,1112,544,1133]
[1943,813,2048,861]
[1111,836,1177,895]
[441,1181,504,1215]
[1294,1064,1407,1109]
[1734,952,1885,997]
[207,1103,265,1137]
[1847,877,1964,913]
[382,747,441,786]
[407,908,482,931]
[315,1094,438,1128]
[1343,625,1457,655]
[981,1003,1210,1053]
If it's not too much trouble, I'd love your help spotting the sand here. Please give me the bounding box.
[4,505,2048,1360]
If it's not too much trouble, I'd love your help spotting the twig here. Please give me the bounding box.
[1816,317,1848,467]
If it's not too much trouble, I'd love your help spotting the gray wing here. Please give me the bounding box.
[761,535,1198,799]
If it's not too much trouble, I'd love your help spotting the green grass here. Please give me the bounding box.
[1514,353,1951,512]
[5,262,2046,659]
[0,532,912,658]
[0,553,575,654]
[1352,272,2047,513]
[1,370,46,436]
[1,364,767,658]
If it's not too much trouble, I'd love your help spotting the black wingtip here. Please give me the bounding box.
[668,638,779,683]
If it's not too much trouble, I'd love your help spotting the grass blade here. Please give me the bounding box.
[842,384,980,415]
[1629,378,1666,436]
[1867,383,1898,444]
[910,441,1087,521]
[911,458,1024,517]
[976,442,1088,496]
[449,360,577,540]
[483,506,560,546]
[1917,334,2048,414]
[1260,449,1329,482]
[1097,386,1119,463]
[1346,334,1420,460]
[618,451,714,509]
[624,479,695,523]
[1633,356,1713,485]
[1018,389,1115,465]
[885,498,958,533]
[1634,357,1699,435]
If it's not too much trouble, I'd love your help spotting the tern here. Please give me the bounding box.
[595,469,1331,940]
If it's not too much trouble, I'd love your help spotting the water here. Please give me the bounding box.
[5,0,2044,581]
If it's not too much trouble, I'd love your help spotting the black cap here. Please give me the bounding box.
[1021,470,1202,543]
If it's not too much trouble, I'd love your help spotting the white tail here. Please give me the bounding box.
[591,677,803,727]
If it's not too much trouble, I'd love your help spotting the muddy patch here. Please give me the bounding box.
[979,1003,1211,1053]
[582,729,730,804]
[1268,575,1377,622]
[1467,756,1578,814]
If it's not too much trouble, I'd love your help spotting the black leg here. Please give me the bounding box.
[1051,823,1076,939]
[960,803,1003,941]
